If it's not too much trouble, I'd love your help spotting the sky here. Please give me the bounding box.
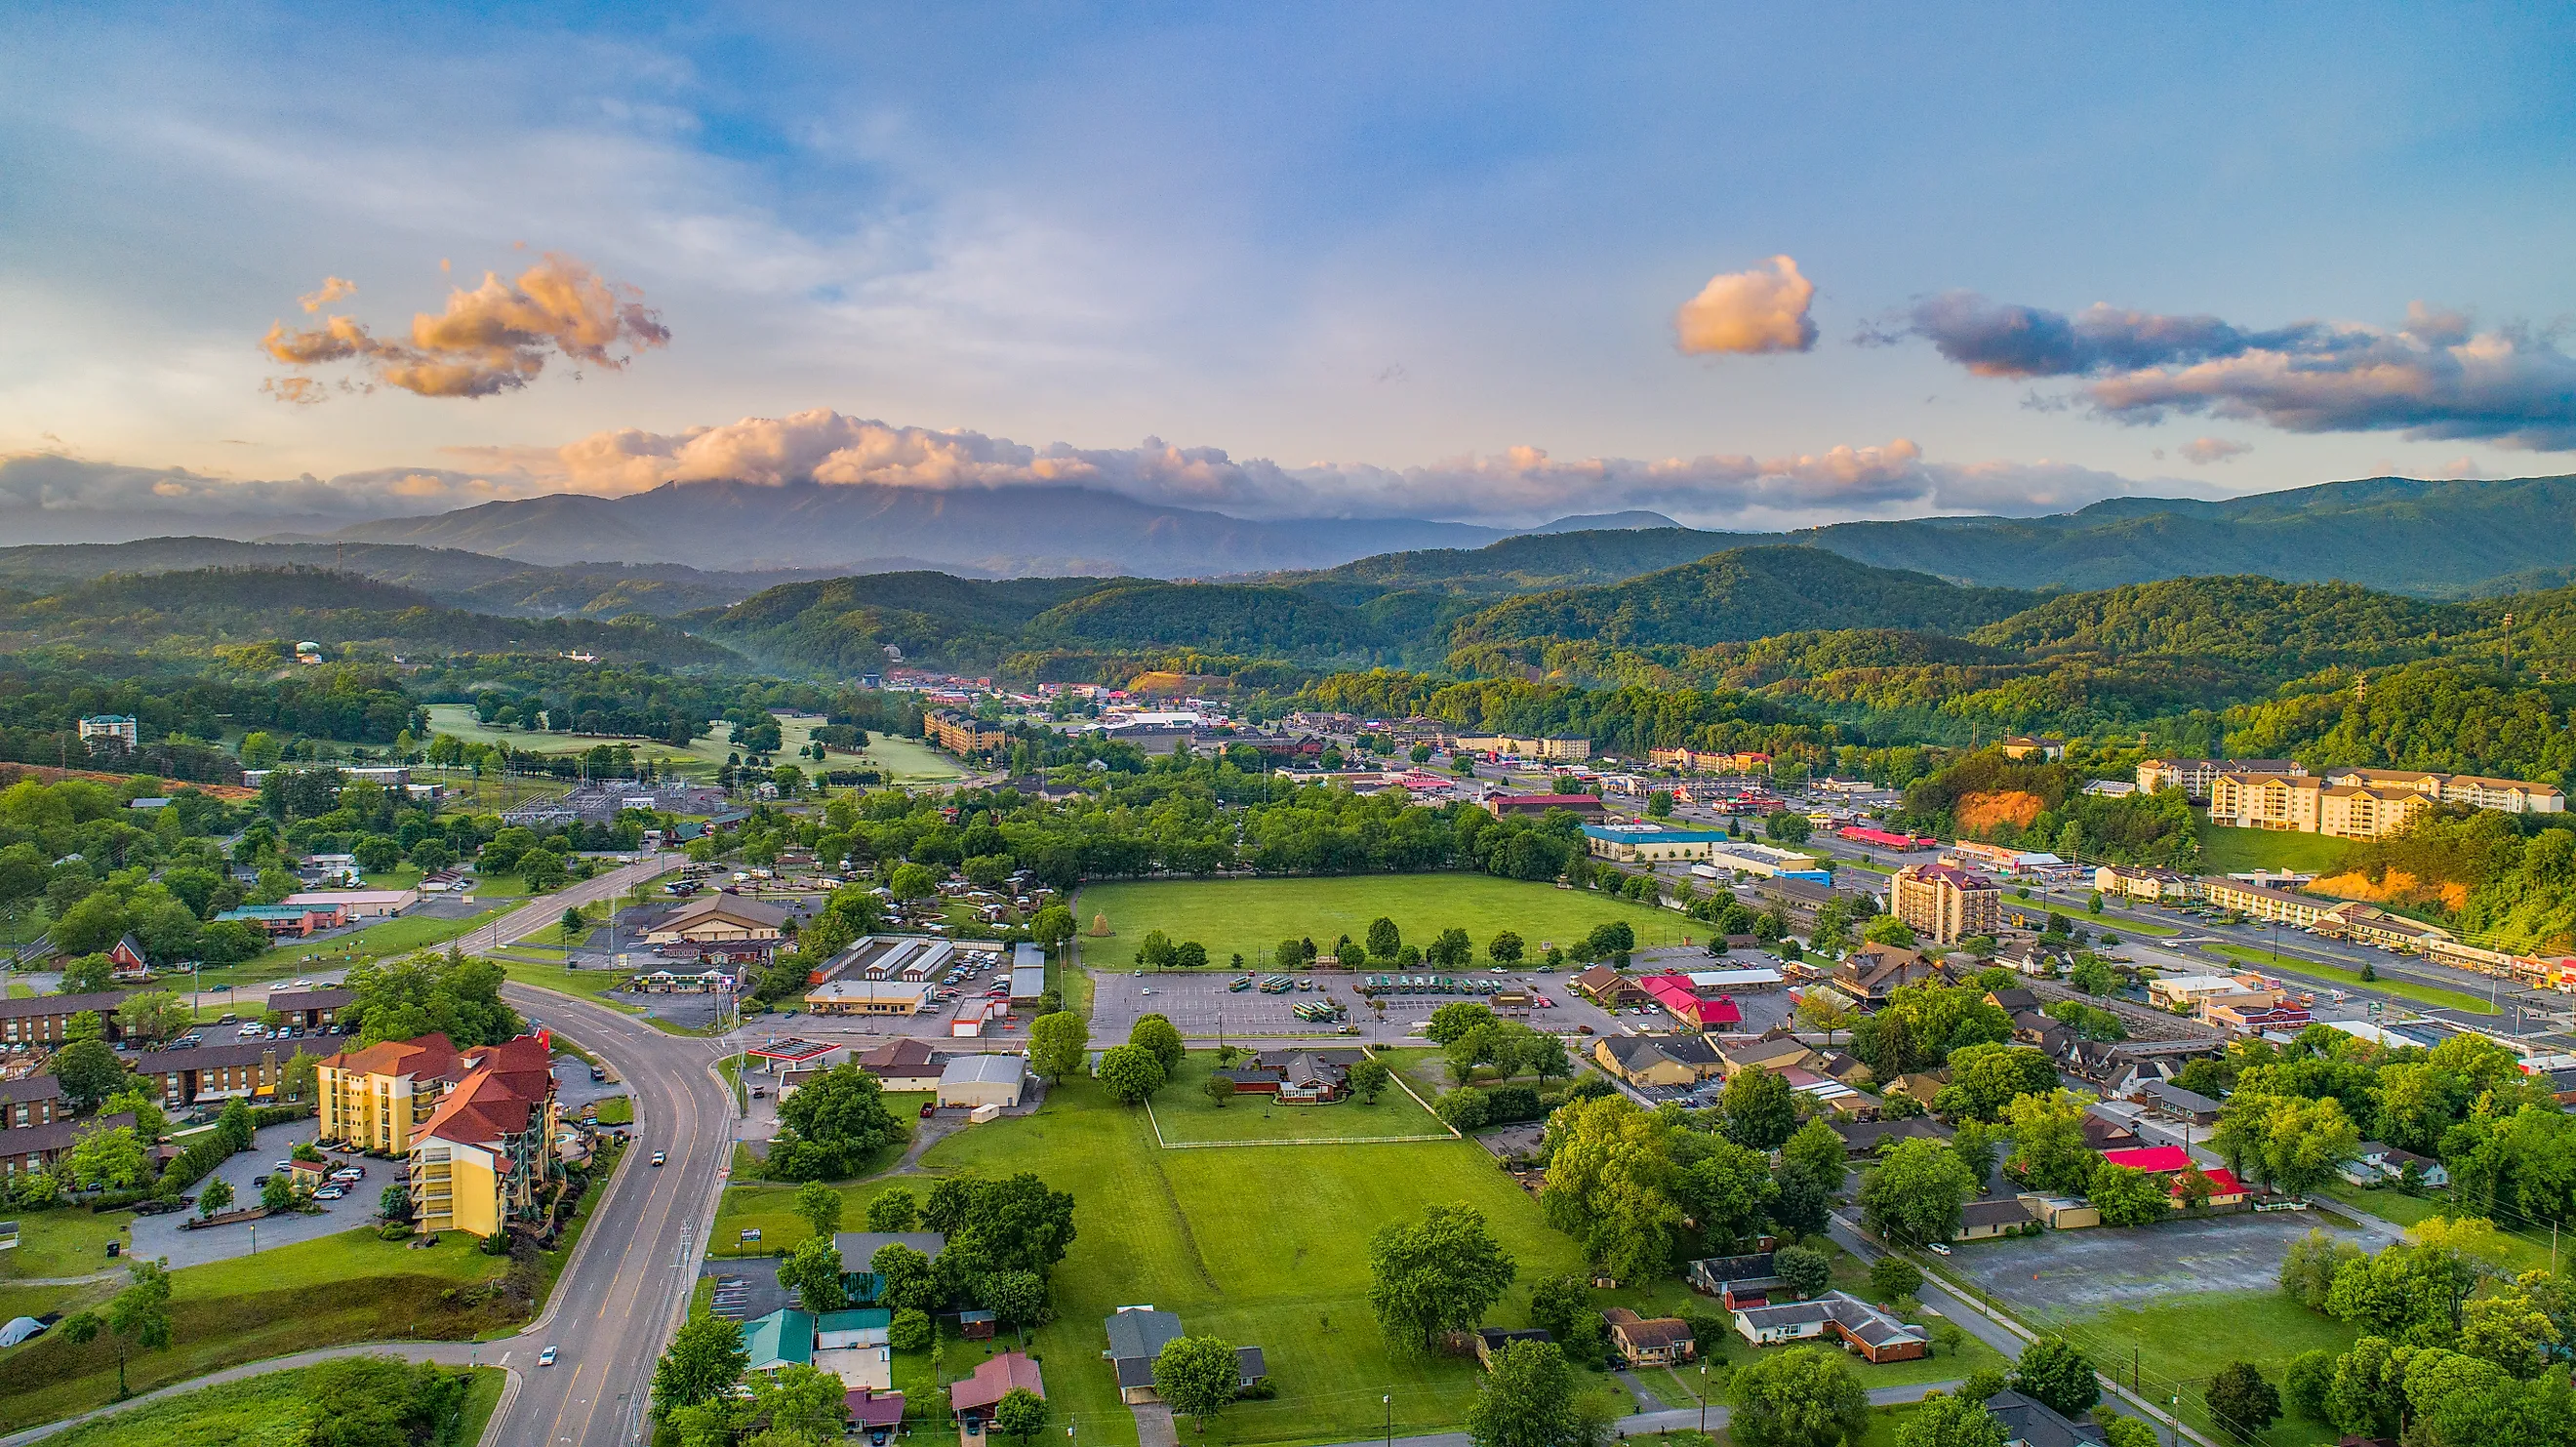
[3,3,2574,531]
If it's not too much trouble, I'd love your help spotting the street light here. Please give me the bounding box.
[1383,1394,1392,1447]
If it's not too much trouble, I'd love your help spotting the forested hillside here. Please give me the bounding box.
[0,567,737,666]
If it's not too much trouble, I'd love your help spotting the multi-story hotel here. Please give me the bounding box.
[2209,765,2562,840]
[2135,757,2304,799]
[1890,863,2000,945]
[925,710,1010,756]
[319,1031,563,1236]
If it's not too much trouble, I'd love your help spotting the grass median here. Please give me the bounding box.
[2200,943,2497,1014]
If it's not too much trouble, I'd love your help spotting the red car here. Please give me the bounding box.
[919,1103,938,1118]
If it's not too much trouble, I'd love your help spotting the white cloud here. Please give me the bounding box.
[1673,255,1818,355]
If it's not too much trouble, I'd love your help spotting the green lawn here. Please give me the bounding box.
[2031,1290,2357,1447]
[1148,1053,1448,1144]
[592,1096,634,1126]
[195,901,523,988]
[1073,874,1684,972]
[2200,943,2498,1014]
[43,1360,505,1447]
[2314,1182,2560,1273]
[1,1208,132,1281]
[0,1227,517,1430]
[423,705,963,785]
[881,1074,1595,1445]
[2196,822,2358,877]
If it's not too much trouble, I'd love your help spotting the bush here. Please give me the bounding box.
[888,1307,934,1351]
[1435,1091,1490,1131]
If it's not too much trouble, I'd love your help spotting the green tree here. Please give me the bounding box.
[2283,1347,2337,1422]
[2097,1419,2158,1447]
[1133,929,1177,968]
[1868,1256,1922,1304]
[1776,1245,1831,1299]
[65,1124,147,1190]
[1097,1044,1167,1105]
[887,1307,934,1350]
[1348,1058,1390,1104]
[1367,915,1403,962]
[792,1180,843,1242]
[990,1386,1050,1443]
[53,1037,130,1112]
[1368,1202,1518,1352]
[870,1243,936,1313]
[1429,1000,1499,1045]
[2262,1095,2359,1198]
[1859,1138,1977,1248]
[865,1187,917,1232]
[1153,1334,1244,1431]
[1488,930,1525,964]
[1894,1392,2007,1447]
[1465,1337,1606,1447]
[57,951,117,995]
[61,1261,174,1399]
[114,991,191,1045]
[2010,1335,2099,1419]
[652,1311,748,1418]
[1723,1065,1797,1149]
[1129,1013,1186,1072]
[1027,1011,1089,1084]
[887,863,937,902]
[767,1060,903,1182]
[1862,915,1915,948]
[1029,904,1075,951]
[1783,1118,1849,1194]
[2000,1090,2099,1194]
[2085,1164,2172,1227]
[2205,1361,2281,1439]
[1201,1074,1235,1107]
[195,1176,234,1218]
[1729,1345,1869,1447]
[777,1234,848,1312]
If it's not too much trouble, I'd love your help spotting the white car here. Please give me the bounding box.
[1927,1242,1952,1256]
[538,1346,558,1367]
[312,1186,346,1200]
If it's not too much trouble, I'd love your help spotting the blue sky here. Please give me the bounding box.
[3,3,2573,528]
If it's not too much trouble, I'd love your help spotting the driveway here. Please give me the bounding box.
[129,1117,375,1269]
[1942,1208,2396,1315]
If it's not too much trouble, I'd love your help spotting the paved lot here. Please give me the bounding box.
[129,1117,368,1268]
[1944,1208,2398,1314]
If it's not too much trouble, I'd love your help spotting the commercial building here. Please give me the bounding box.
[2198,876,2330,927]
[1481,792,1607,821]
[937,1054,1026,1109]
[804,980,932,1017]
[2136,757,2304,799]
[925,710,1010,756]
[2092,864,2202,903]
[643,894,789,945]
[1646,747,1773,774]
[1890,863,2000,945]
[280,888,419,920]
[1690,840,1832,880]
[1582,824,1737,864]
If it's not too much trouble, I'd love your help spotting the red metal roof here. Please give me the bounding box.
[2100,1145,2193,1173]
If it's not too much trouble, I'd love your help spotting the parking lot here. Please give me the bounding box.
[1943,1208,2400,1314]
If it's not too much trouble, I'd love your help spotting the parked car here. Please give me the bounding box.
[919,1103,937,1118]
[313,1186,346,1201]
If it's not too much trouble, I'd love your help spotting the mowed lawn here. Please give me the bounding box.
[871,1075,1594,1446]
[0,1208,131,1281]
[422,704,962,784]
[2033,1290,2357,1447]
[45,1360,505,1447]
[2196,822,2357,877]
[0,1227,516,1431]
[1148,1053,1449,1145]
[1075,875,1682,970]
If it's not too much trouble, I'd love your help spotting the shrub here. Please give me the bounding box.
[888,1307,934,1351]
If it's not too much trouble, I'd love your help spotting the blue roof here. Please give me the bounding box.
[1580,825,1730,843]
[817,1307,891,1334]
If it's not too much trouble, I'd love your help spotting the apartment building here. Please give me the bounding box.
[0,991,133,1047]
[1890,863,2000,945]
[2136,757,2304,799]
[2211,763,2560,839]
[924,710,1010,756]
[2325,767,2565,816]
[318,1033,473,1153]
[1453,733,1592,761]
[2093,864,2202,903]
[77,714,140,746]
[408,1034,561,1238]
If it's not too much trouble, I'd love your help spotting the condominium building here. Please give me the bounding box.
[76,714,139,746]
[925,710,1010,756]
[2207,772,2324,833]
[2136,757,2304,799]
[408,1034,561,1238]
[2211,764,2559,839]
[1890,863,1999,945]
[1453,734,1592,761]
[1646,747,1773,774]
[2324,767,2565,816]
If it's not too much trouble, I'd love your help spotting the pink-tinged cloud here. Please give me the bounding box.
[298,277,356,313]
[1674,256,1818,355]
[261,253,669,400]
[2179,437,2251,464]
[1881,290,2576,451]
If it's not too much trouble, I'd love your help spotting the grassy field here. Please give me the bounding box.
[1147,1053,1448,1144]
[2033,1289,2356,1447]
[0,1227,517,1430]
[2196,823,2357,877]
[188,895,528,989]
[1,1208,131,1281]
[422,705,964,785]
[861,1074,1599,1445]
[44,1360,505,1447]
[2200,943,2498,1014]
[1073,874,1682,970]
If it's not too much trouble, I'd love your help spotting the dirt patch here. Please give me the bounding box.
[1956,790,2047,832]
[2311,868,2470,911]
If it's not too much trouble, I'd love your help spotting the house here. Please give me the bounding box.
[643,894,789,945]
[832,1230,949,1291]
[264,986,355,1030]
[2339,1142,2450,1188]
[1890,863,2001,944]
[744,1307,817,1372]
[2078,1110,2139,1151]
[1216,1049,1362,1103]
[0,1112,138,1182]
[1473,1327,1552,1369]
[937,1054,1026,1109]
[1831,943,1941,1003]
[1956,1197,2035,1240]
[1999,736,2065,761]
[2132,1080,2222,1128]
[2099,1146,2249,1209]
[1104,1307,1267,1405]
[812,1308,895,1390]
[280,888,420,920]
[1720,1036,1817,1079]
[844,1387,905,1444]
[1602,1307,1697,1366]
[1689,1253,1791,1309]
[1986,986,2039,1015]
[1829,1115,1953,1158]
[1732,1292,1927,1362]
[1640,975,1743,1028]
[856,1037,948,1092]
[1880,1071,1949,1105]
[1595,1034,1722,1088]
[1570,965,1652,1008]
[105,934,150,979]
[1984,1387,2110,1447]
[947,1350,1046,1427]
